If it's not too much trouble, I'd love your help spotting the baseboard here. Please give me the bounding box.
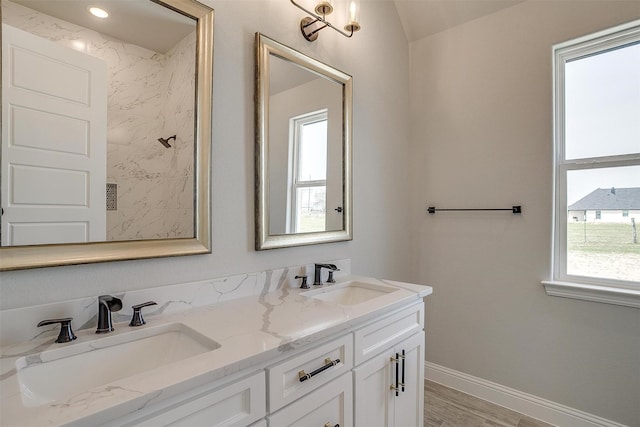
[424,362,628,427]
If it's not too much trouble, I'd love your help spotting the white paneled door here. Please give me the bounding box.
[1,24,107,246]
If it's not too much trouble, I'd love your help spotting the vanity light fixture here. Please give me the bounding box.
[290,0,361,42]
[88,6,109,19]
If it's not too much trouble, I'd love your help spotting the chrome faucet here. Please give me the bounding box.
[96,295,123,333]
[313,263,340,286]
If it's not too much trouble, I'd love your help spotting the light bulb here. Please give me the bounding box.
[344,0,361,32]
[89,6,109,19]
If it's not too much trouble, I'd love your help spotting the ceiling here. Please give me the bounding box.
[393,0,525,42]
[12,0,525,51]
[11,0,195,53]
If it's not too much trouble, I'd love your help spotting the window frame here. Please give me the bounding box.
[288,109,328,233]
[544,19,640,308]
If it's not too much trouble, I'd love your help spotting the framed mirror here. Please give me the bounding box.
[0,0,213,270]
[255,33,352,250]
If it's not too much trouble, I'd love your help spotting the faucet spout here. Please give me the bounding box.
[313,263,340,286]
[96,295,123,333]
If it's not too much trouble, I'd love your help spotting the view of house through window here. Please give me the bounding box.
[556,34,640,284]
[566,168,640,282]
[290,110,328,233]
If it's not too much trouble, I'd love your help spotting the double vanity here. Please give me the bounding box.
[0,271,432,426]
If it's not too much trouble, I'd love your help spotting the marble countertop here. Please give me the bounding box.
[0,276,432,426]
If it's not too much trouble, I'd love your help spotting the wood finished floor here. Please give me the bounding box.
[424,380,556,427]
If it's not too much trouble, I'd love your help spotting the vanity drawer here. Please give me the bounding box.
[354,302,423,365]
[268,372,352,427]
[114,371,266,427]
[267,333,353,412]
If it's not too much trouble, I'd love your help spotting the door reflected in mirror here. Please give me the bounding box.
[255,33,352,250]
[0,0,213,270]
[2,0,197,246]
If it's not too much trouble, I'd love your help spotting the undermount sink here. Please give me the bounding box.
[16,323,220,407]
[302,280,398,306]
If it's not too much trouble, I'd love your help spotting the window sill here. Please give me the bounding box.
[541,280,640,308]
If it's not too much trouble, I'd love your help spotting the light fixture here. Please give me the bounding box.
[88,6,109,19]
[290,0,361,42]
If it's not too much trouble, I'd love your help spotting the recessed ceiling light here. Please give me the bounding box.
[89,6,109,19]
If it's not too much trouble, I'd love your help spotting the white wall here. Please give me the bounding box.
[0,0,411,312]
[408,2,640,425]
[576,210,640,224]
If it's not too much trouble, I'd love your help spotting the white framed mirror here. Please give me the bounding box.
[0,0,213,270]
[255,33,352,250]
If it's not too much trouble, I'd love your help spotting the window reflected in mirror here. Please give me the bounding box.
[292,110,328,233]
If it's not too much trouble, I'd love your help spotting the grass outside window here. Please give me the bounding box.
[567,222,640,282]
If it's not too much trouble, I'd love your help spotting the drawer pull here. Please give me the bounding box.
[390,354,399,396]
[298,358,340,382]
[400,349,406,392]
[324,424,339,427]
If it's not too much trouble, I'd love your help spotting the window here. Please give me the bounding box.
[545,20,640,307]
[623,210,629,217]
[289,110,328,233]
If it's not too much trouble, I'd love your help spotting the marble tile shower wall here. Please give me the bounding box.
[2,0,195,241]
[108,31,196,241]
[0,259,350,347]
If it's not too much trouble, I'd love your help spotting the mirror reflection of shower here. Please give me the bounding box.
[158,135,176,148]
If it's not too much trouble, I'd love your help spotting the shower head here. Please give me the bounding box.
[157,135,176,148]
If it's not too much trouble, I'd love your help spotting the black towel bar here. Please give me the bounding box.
[427,206,522,214]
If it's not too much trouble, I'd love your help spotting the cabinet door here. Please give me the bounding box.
[353,348,393,427]
[353,332,425,427]
[392,332,424,427]
[268,372,352,427]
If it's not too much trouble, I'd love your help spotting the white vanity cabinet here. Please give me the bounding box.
[0,276,432,427]
[101,301,424,427]
[352,301,425,427]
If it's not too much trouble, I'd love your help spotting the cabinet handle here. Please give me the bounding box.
[389,353,399,397]
[324,424,339,427]
[400,349,406,393]
[299,358,340,382]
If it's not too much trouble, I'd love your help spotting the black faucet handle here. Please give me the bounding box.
[129,301,157,327]
[37,317,77,343]
[295,275,309,289]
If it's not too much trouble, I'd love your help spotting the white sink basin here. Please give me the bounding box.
[301,280,398,306]
[16,323,220,407]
